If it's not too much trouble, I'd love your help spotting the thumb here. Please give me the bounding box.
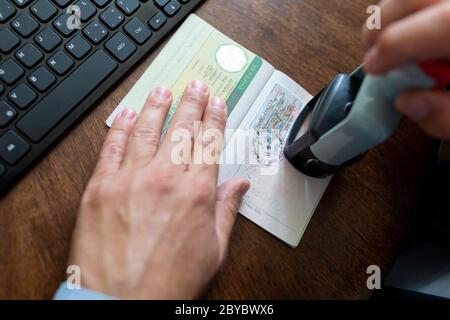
[215,178,251,260]
[396,90,450,139]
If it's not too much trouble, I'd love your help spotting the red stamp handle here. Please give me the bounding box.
[419,60,450,89]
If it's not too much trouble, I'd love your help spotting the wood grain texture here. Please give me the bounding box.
[0,0,437,299]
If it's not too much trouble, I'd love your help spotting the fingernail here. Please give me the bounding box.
[239,181,251,196]
[121,108,136,121]
[190,80,208,93]
[153,86,172,99]
[363,47,379,71]
[120,108,130,118]
[396,97,431,121]
[212,96,226,110]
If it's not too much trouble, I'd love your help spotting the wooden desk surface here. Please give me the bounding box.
[0,0,437,299]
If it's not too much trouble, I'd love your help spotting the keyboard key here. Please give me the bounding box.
[30,0,58,22]
[0,101,17,127]
[116,0,139,15]
[0,0,16,22]
[0,85,4,95]
[100,6,124,29]
[28,66,56,92]
[0,59,24,85]
[34,28,62,52]
[65,35,92,59]
[8,83,36,109]
[148,11,166,30]
[92,0,109,7]
[52,0,73,7]
[17,50,117,142]
[83,20,108,44]
[47,51,74,75]
[163,0,180,16]
[53,13,77,36]
[0,130,30,165]
[15,43,43,68]
[12,0,31,7]
[74,0,96,21]
[105,32,136,62]
[0,164,5,177]
[154,0,168,6]
[11,13,39,37]
[124,17,151,44]
[0,28,20,54]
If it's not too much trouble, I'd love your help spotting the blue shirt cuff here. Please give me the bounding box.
[53,282,115,300]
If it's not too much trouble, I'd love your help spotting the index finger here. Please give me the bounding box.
[363,0,442,48]
[364,1,450,74]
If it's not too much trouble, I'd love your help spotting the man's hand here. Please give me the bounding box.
[69,81,250,299]
[363,0,450,139]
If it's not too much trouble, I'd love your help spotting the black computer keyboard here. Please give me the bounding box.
[0,0,203,193]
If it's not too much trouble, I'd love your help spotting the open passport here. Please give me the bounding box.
[106,14,332,247]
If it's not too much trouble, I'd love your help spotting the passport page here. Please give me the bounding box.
[219,71,332,247]
[106,14,274,133]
